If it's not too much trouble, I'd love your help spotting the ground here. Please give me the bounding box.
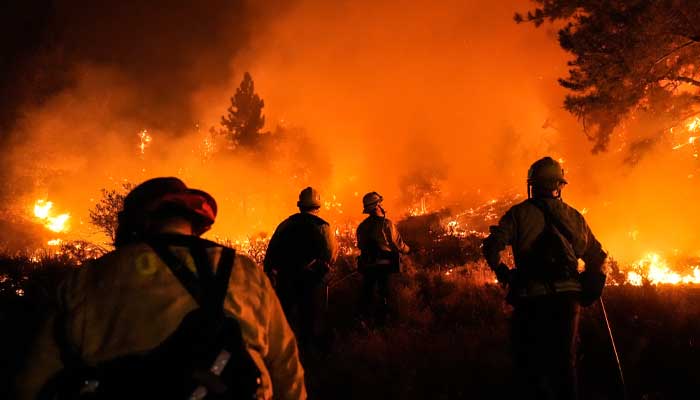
[1,253,698,399]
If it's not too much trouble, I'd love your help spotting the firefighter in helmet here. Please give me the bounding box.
[263,187,338,355]
[17,177,306,400]
[482,157,607,400]
[356,191,410,325]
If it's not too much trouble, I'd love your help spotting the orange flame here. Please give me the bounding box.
[33,199,70,233]
[626,253,700,285]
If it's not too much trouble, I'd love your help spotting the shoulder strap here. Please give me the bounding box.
[529,199,575,246]
[148,235,236,314]
[212,247,235,313]
[148,237,204,306]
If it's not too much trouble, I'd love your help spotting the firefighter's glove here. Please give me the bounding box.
[494,263,511,288]
[579,270,606,306]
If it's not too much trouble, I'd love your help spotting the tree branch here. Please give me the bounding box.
[670,75,700,87]
[653,40,699,66]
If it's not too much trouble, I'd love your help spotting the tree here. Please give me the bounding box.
[88,183,133,244]
[516,1,700,154]
[220,72,266,149]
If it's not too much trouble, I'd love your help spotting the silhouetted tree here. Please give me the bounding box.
[220,72,266,149]
[88,183,133,244]
[516,1,700,153]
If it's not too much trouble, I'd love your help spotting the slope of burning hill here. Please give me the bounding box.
[396,194,520,268]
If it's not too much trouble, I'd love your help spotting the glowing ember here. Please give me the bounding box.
[626,253,700,285]
[138,129,152,157]
[688,117,700,133]
[671,117,700,150]
[33,199,70,233]
[47,239,63,246]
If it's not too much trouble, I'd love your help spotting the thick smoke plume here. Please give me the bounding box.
[2,0,699,263]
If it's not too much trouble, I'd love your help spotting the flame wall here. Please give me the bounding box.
[2,0,699,263]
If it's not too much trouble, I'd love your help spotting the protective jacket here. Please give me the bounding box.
[482,197,607,299]
[16,240,306,400]
[356,215,410,257]
[263,212,338,278]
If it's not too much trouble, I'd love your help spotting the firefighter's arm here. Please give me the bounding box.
[581,223,607,274]
[482,210,516,270]
[319,224,338,264]
[261,272,307,400]
[263,226,283,276]
[579,221,608,306]
[388,222,410,254]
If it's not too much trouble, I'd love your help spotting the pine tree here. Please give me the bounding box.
[516,1,700,154]
[221,72,266,149]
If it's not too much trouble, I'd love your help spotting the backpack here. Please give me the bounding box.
[39,234,262,400]
[519,199,579,282]
[356,217,401,274]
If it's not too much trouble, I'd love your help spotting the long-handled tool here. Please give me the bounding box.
[599,296,627,400]
[325,271,360,310]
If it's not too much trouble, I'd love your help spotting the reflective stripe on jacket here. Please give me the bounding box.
[16,242,306,400]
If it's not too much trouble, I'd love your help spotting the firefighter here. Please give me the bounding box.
[356,191,410,326]
[16,177,306,400]
[263,187,338,355]
[482,157,607,400]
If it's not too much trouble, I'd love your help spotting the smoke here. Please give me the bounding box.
[2,0,699,262]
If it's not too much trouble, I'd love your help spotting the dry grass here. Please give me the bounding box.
[1,252,699,399]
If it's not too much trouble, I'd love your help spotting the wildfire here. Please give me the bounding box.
[626,253,700,285]
[671,117,700,151]
[33,200,70,233]
[408,197,428,216]
[688,117,700,133]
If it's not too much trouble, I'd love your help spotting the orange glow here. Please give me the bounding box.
[626,253,700,285]
[33,200,70,233]
[688,117,700,132]
[3,0,698,282]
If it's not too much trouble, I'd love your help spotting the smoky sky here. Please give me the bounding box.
[2,0,699,262]
[0,0,274,138]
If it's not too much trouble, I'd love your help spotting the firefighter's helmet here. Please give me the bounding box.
[121,177,217,234]
[527,157,567,190]
[362,191,383,214]
[297,186,322,209]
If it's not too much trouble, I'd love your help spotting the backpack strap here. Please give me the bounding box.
[529,199,575,247]
[148,236,204,306]
[148,235,236,313]
[212,247,235,313]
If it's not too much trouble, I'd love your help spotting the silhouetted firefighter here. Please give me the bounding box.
[482,157,607,400]
[264,187,338,356]
[16,177,306,400]
[356,192,410,326]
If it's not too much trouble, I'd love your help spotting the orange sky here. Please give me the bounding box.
[7,0,700,263]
